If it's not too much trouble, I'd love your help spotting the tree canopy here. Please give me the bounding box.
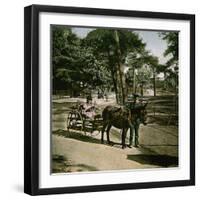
[159,32,179,93]
[52,26,179,101]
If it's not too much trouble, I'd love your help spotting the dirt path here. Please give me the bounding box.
[52,134,159,173]
[52,96,178,173]
[52,124,178,173]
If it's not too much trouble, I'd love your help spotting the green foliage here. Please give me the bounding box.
[52,26,179,98]
[159,32,179,93]
[136,65,152,84]
[126,50,159,95]
[160,32,178,71]
[85,29,145,65]
[85,29,146,102]
[162,32,178,61]
[52,26,112,95]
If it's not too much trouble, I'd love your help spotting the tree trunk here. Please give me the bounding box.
[164,72,167,90]
[116,62,127,104]
[107,52,120,104]
[112,69,119,103]
[175,71,178,115]
[132,66,136,93]
[116,66,123,104]
[153,68,156,96]
[114,30,127,104]
[140,84,144,96]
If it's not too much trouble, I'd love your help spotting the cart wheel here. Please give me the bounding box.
[75,110,84,133]
[66,110,84,133]
[66,112,72,131]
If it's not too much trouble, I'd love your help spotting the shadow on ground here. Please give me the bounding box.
[53,129,126,148]
[53,129,101,144]
[127,154,178,167]
[52,154,98,173]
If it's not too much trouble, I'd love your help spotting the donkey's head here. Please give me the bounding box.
[130,102,148,125]
[140,102,148,125]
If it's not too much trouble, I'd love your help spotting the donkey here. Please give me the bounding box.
[101,103,148,149]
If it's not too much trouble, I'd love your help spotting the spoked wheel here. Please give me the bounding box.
[66,110,84,132]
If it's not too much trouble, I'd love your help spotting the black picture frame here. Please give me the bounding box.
[24,4,195,196]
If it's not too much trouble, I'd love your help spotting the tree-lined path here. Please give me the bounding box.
[51,26,179,173]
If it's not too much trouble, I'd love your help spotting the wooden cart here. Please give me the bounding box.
[66,105,103,134]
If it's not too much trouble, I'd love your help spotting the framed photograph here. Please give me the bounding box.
[24,4,195,195]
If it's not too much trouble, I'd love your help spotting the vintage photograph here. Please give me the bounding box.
[51,25,179,173]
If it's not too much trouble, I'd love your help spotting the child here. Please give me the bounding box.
[82,95,96,119]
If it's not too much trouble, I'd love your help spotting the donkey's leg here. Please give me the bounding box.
[134,124,139,147]
[128,123,134,147]
[106,124,112,144]
[121,128,127,149]
[101,123,107,144]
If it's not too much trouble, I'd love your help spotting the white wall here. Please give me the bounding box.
[0,0,199,199]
